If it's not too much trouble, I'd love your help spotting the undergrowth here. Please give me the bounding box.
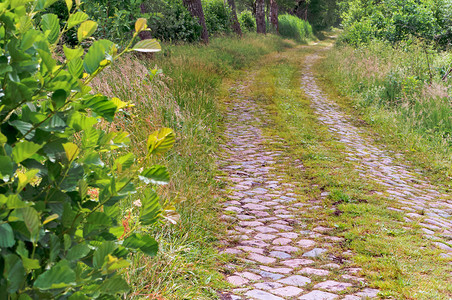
[91,33,295,299]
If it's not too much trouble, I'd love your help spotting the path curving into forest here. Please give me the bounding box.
[216,45,451,300]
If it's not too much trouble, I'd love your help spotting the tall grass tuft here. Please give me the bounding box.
[91,33,294,299]
[278,14,315,43]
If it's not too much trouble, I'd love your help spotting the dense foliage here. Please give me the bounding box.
[144,0,202,43]
[339,0,452,47]
[0,0,175,298]
[203,0,231,36]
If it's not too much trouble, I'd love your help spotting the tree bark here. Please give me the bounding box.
[227,0,242,36]
[182,0,209,43]
[255,0,266,34]
[270,0,278,33]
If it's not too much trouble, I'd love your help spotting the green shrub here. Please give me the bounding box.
[0,1,174,298]
[203,0,231,35]
[239,10,255,32]
[340,0,452,48]
[143,0,202,43]
[82,0,142,45]
[278,14,314,42]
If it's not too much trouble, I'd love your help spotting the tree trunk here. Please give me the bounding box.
[227,0,242,36]
[270,0,278,33]
[255,0,266,34]
[182,0,209,43]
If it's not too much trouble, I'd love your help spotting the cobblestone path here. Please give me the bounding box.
[217,74,380,299]
[302,54,452,257]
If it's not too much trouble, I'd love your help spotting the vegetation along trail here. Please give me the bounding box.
[216,41,452,299]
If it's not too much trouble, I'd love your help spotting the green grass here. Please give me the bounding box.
[241,42,452,299]
[278,14,315,43]
[91,33,295,299]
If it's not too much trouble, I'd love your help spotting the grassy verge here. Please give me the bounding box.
[320,40,452,186]
[244,43,451,299]
[90,33,295,299]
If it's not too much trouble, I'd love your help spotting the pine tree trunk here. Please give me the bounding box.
[270,0,278,33]
[255,0,266,34]
[182,0,209,43]
[227,0,242,36]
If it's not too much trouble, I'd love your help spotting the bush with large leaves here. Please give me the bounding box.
[0,0,173,298]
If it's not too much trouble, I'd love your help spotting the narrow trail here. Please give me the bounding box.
[217,46,451,300]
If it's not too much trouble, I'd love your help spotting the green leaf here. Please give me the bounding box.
[135,18,147,32]
[34,260,76,290]
[63,142,79,162]
[84,95,117,122]
[123,233,158,256]
[64,234,71,251]
[67,11,88,29]
[140,165,170,185]
[147,128,175,156]
[0,132,7,145]
[93,241,116,269]
[10,0,33,9]
[113,153,135,172]
[140,190,162,225]
[132,39,161,53]
[68,57,83,78]
[83,39,114,74]
[77,20,97,42]
[65,0,73,12]
[81,152,104,167]
[0,223,15,247]
[3,254,25,293]
[10,120,35,140]
[0,156,14,181]
[81,127,99,149]
[63,45,84,61]
[49,234,60,262]
[19,207,40,241]
[67,243,90,261]
[41,14,59,44]
[51,89,67,109]
[98,275,130,294]
[36,0,58,10]
[12,141,42,163]
[22,257,40,270]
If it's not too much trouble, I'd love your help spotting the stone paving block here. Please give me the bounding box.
[277,275,311,287]
[303,248,328,258]
[254,282,284,290]
[272,238,292,245]
[271,286,304,297]
[248,253,277,264]
[281,258,314,267]
[297,239,317,248]
[313,280,353,292]
[227,275,249,286]
[299,267,330,276]
[298,290,339,300]
[355,288,379,298]
[245,289,284,300]
[260,265,293,274]
[269,251,292,259]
